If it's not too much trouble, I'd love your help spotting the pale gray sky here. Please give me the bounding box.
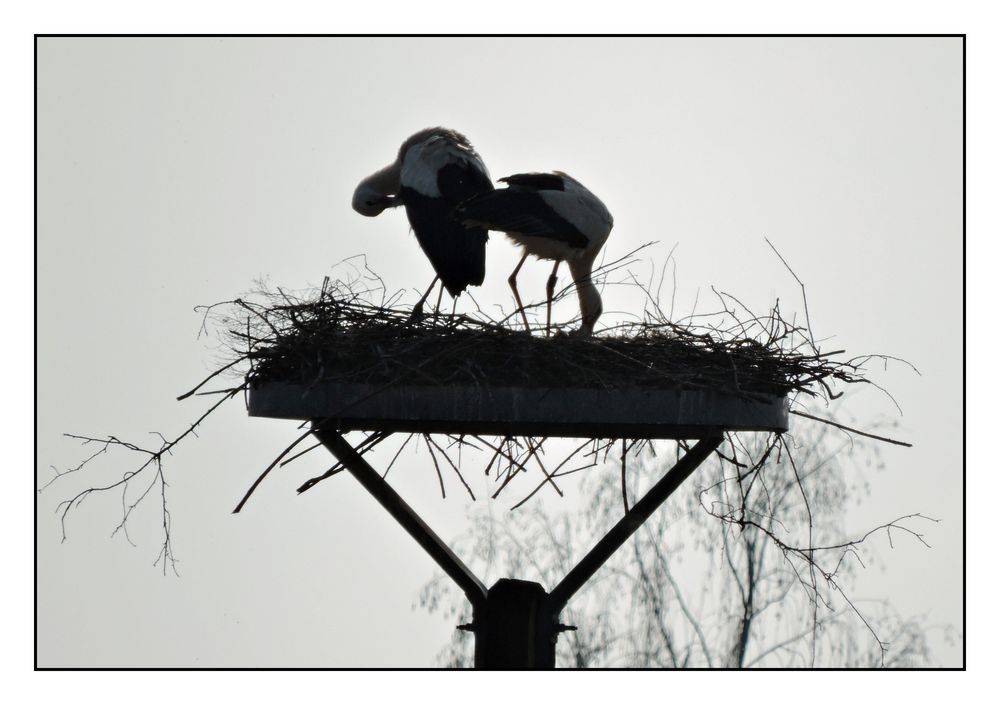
[37,36,962,667]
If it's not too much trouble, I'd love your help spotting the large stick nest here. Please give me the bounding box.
[214,255,875,404]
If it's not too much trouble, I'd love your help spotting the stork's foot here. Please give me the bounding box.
[551,324,585,338]
[408,303,426,323]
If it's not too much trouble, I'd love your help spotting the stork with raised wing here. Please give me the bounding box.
[352,127,494,318]
[454,171,613,336]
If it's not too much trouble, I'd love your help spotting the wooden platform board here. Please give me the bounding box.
[248,380,788,439]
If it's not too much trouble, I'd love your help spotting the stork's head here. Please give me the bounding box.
[351,163,402,217]
[352,182,394,216]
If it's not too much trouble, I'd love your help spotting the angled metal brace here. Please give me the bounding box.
[547,435,723,612]
[312,423,488,609]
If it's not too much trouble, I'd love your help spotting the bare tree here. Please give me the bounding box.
[420,414,943,668]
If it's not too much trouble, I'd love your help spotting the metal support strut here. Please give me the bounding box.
[313,422,722,668]
[548,436,723,612]
[312,424,487,608]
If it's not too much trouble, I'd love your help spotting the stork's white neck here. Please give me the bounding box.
[568,256,603,336]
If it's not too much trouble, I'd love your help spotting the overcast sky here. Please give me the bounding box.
[36,36,962,667]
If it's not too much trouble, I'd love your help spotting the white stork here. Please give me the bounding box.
[454,171,613,336]
[352,127,494,318]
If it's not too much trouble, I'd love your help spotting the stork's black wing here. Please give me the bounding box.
[498,172,566,191]
[453,187,589,249]
[438,162,494,203]
[398,159,494,298]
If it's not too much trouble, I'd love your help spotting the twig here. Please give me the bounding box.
[790,410,912,447]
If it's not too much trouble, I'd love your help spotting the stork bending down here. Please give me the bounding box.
[352,127,493,319]
[454,171,613,336]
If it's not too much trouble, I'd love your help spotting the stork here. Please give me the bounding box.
[454,171,613,336]
[352,127,494,319]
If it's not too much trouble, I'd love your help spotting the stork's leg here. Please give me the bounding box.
[508,252,531,332]
[545,260,561,337]
[432,280,445,323]
[409,275,439,322]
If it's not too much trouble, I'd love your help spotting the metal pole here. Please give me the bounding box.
[473,579,557,669]
[548,435,723,612]
[312,424,488,609]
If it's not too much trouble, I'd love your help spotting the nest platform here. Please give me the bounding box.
[239,295,803,438]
